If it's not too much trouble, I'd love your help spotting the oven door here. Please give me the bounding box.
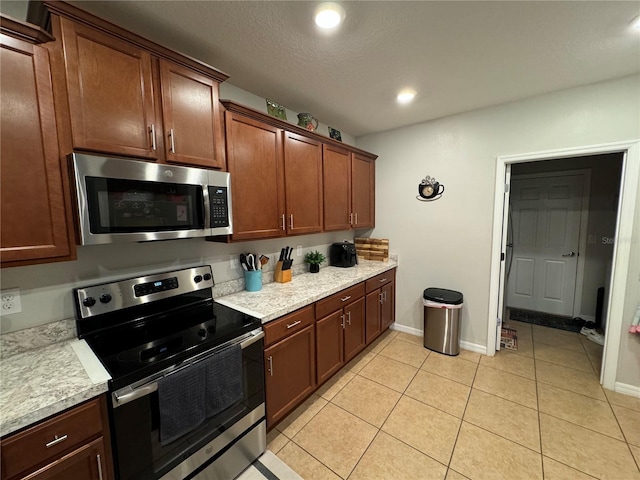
[109,331,265,480]
[71,153,210,245]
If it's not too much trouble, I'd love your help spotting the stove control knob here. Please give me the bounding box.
[99,293,112,304]
[203,273,212,281]
[82,297,96,307]
[194,275,203,283]
[197,328,207,338]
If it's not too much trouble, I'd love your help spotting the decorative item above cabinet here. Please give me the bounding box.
[35,1,228,170]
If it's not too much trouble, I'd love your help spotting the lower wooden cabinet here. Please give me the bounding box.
[264,269,396,430]
[263,307,316,428]
[315,284,366,387]
[0,396,112,480]
[22,438,106,480]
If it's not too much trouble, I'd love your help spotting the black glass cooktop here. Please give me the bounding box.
[85,300,260,390]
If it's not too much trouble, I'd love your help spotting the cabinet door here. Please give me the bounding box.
[22,438,106,480]
[0,34,72,265]
[381,281,395,330]
[365,290,382,344]
[264,325,315,427]
[225,112,285,240]
[160,60,225,169]
[316,310,344,385]
[322,144,352,231]
[344,297,366,362]
[60,17,157,159]
[351,154,375,229]
[283,132,323,235]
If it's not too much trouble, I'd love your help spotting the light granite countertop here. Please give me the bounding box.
[0,259,396,438]
[0,339,111,437]
[216,259,398,323]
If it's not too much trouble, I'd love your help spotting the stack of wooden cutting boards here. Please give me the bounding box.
[354,238,389,262]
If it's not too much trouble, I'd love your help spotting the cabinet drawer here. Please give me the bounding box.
[365,270,395,293]
[315,283,365,319]
[1,398,103,479]
[264,305,315,347]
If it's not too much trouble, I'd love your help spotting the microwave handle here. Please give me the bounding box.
[112,330,264,408]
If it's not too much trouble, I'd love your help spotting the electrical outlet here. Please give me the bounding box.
[1,288,22,315]
[296,245,302,256]
[230,256,238,270]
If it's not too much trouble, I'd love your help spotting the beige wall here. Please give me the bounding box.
[0,1,28,20]
[357,75,640,387]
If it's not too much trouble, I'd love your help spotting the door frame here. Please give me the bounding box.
[508,170,591,320]
[487,140,640,390]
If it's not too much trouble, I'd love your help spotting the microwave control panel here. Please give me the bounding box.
[209,187,229,227]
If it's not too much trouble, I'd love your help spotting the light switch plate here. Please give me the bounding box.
[1,288,22,315]
[297,245,302,256]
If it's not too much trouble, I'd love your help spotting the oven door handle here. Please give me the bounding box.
[112,329,265,408]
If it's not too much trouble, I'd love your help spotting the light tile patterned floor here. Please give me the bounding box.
[268,325,640,480]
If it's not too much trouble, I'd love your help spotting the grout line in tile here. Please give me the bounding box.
[375,427,451,472]
[535,409,627,444]
[468,385,539,414]
[478,362,536,383]
[535,378,606,404]
[446,355,480,470]
[540,455,600,480]
[288,437,349,480]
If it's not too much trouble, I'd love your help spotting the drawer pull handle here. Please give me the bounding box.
[349,212,353,225]
[290,214,294,229]
[286,320,302,329]
[97,454,104,480]
[45,434,68,448]
[341,314,345,329]
[341,295,351,302]
[267,355,273,376]
[379,278,387,283]
[281,214,286,230]
[347,311,351,325]
[355,212,358,225]
[379,292,384,304]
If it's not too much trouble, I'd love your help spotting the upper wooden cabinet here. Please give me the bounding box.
[59,17,158,160]
[323,147,376,231]
[322,144,352,231]
[160,60,225,169]
[219,101,377,241]
[351,153,375,229]
[225,110,285,241]
[283,132,323,235]
[0,16,74,267]
[44,2,228,169]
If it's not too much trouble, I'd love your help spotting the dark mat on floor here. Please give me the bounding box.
[509,308,586,333]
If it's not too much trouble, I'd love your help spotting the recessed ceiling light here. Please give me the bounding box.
[397,90,417,104]
[631,14,640,32]
[315,3,345,29]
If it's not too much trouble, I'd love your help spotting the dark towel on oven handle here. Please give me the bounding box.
[205,343,243,417]
[157,360,207,446]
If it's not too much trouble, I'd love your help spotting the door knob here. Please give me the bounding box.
[562,251,576,257]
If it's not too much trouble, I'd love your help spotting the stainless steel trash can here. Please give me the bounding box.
[423,288,463,355]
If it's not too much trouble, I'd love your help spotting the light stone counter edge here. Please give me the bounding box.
[216,259,398,323]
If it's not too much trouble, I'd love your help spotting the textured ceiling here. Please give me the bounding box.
[70,1,640,137]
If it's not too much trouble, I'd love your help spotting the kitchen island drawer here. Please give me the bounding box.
[1,398,103,479]
[365,270,395,293]
[315,283,365,319]
[264,305,315,347]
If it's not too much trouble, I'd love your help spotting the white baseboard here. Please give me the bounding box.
[614,382,640,398]
[460,341,487,356]
[389,324,421,336]
[389,324,487,356]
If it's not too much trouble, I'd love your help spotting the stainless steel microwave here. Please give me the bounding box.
[70,153,232,245]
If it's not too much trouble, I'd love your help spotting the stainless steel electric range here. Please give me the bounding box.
[74,265,265,480]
